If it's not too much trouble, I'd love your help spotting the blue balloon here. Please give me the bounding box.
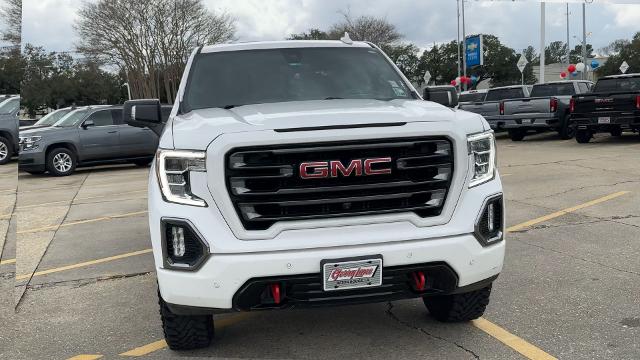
[591,60,599,69]
[571,72,578,77]
[470,75,478,83]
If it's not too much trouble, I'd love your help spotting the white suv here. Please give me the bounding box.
[124,39,505,350]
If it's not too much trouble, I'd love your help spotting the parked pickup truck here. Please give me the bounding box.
[458,89,487,104]
[124,40,505,350]
[499,80,592,141]
[571,73,640,143]
[0,96,20,165]
[458,85,531,130]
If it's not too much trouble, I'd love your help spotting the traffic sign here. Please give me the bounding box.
[423,71,432,85]
[517,55,528,73]
[620,61,629,74]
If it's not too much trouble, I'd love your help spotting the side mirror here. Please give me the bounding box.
[423,86,459,108]
[81,119,95,129]
[123,99,163,136]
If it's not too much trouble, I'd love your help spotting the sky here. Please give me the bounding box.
[21,0,640,56]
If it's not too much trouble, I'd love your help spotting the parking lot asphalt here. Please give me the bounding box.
[0,161,17,359]
[7,132,640,359]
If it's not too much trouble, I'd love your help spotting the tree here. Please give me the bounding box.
[0,0,21,46]
[0,46,23,94]
[569,44,594,64]
[20,44,126,116]
[545,41,568,64]
[328,11,401,51]
[419,41,460,87]
[597,32,640,77]
[288,29,330,40]
[75,0,236,103]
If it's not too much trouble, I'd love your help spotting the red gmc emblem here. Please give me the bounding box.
[299,158,392,179]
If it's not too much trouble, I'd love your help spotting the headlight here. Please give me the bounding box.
[467,131,496,187]
[156,149,207,207]
[19,136,42,150]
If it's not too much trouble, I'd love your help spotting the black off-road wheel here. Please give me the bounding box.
[508,129,526,141]
[610,128,623,137]
[424,285,492,322]
[575,129,592,144]
[159,293,214,350]
[0,136,13,165]
[558,115,575,140]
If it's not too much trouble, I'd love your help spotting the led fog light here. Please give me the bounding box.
[474,194,504,246]
[161,219,209,270]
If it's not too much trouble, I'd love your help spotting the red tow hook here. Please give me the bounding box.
[270,283,281,304]
[411,271,426,291]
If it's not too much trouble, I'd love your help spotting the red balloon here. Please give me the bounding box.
[560,72,567,78]
[567,64,576,73]
[461,76,469,84]
[450,80,457,86]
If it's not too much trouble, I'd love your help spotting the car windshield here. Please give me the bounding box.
[34,108,73,126]
[593,77,640,92]
[530,83,576,97]
[485,88,524,101]
[459,92,486,103]
[0,98,19,114]
[53,108,90,127]
[183,47,413,112]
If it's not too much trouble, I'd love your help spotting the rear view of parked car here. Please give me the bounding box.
[0,96,20,165]
[500,80,592,141]
[458,85,530,130]
[571,73,640,143]
[19,104,172,176]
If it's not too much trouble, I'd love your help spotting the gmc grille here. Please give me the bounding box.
[225,137,454,230]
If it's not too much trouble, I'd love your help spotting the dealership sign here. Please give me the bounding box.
[466,35,484,68]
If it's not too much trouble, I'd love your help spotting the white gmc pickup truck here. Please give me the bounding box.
[124,39,505,350]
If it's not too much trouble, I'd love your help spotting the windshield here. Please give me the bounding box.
[531,83,576,97]
[183,47,413,112]
[34,108,73,126]
[485,88,524,101]
[0,98,19,114]
[54,109,90,127]
[459,92,486,103]
[593,77,640,93]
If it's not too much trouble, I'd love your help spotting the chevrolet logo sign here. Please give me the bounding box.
[467,43,478,51]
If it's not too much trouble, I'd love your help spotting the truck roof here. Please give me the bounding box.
[201,40,373,54]
[602,73,640,79]
[488,85,527,91]
[539,80,592,84]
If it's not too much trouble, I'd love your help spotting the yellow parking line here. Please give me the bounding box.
[0,258,16,265]
[15,249,153,281]
[17,210,148,234]
[66,355,103,360]
[119,314,251,356]
[507,191,629,232]
[473,318,557,360]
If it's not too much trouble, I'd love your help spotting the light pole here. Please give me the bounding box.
[456,0,461,88]
[122,83,131,100]
[539,2,545,84]
[566,3,570,67]
[581,2,587,80]
[461,0,467,91]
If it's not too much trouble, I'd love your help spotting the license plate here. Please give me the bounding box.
[598,117,611,124]
[322,256,382,291]
[521,119,532,124]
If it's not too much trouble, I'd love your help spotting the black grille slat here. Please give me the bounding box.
[226,137,454,230]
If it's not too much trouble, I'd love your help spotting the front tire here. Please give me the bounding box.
[46,148,77,176]
[508,129,526,141]
[0,136,13,165]
[424,285,492,322]
[575,130,592,144]
[159,293,214,350]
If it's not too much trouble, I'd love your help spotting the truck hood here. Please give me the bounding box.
[169,99,481,150]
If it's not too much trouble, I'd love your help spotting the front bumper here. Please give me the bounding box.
[157,232,504,311]
[18,151,46,172]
